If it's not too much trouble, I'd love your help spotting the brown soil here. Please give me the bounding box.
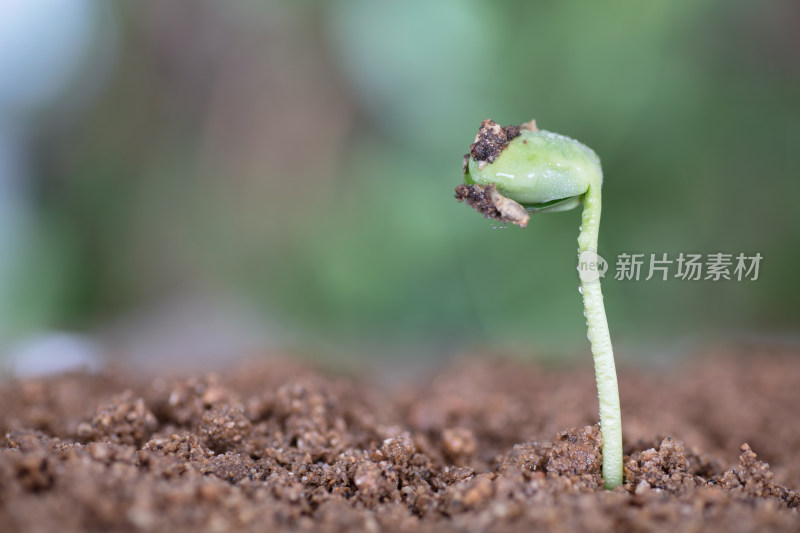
[1,345,799,532]
[468,119,520,164]
[454,183,530,228]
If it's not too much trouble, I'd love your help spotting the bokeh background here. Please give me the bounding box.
[1,0,798,373]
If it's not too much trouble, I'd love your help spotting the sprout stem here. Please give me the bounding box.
[579,183,622,489]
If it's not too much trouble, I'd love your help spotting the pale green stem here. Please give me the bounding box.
[578,182,623,490]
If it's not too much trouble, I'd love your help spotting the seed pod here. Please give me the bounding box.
[459,119,602,217]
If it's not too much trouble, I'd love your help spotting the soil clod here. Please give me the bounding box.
[468,119,520,164]
[454,183,530,228]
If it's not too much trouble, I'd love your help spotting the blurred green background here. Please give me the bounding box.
[1,0,798,369]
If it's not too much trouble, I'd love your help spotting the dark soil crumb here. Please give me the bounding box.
[454,183,530,228]
[468,119,520,164]
[1,347,799,532]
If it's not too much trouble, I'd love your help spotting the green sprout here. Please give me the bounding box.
[455,119,622,489]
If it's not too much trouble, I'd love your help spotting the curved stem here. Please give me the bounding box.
[579,183,623,489]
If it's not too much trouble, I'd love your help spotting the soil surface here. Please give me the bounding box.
[1,345,799,532]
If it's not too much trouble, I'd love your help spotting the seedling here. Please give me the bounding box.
[455,119,622,489]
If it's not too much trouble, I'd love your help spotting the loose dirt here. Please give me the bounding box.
[1,345,798,532]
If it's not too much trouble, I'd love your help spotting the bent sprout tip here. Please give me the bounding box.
[455,119,623,490]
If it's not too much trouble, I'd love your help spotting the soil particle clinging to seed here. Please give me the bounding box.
[468,119,520,164]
